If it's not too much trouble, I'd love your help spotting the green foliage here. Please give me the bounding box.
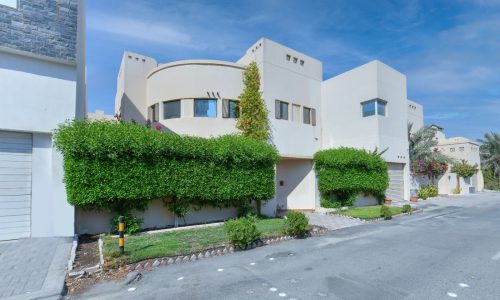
[236,62,270,142]
[164,198,190,225]
[314,147,389,203]
[452,187,461,195]
[478,132,500,180]
[411,159,448,181]
[320,197,342,209]
[380,205,392,220]
[53,120,279,210]
[451,159,478,179]
[402,204,412,214]
[418,184,438,200]
[284,211,310,237]
[408,124,453,164]
[484,168,500,190]
[110,212,142,235]
[237,203,258,218]
[224,217,261,249]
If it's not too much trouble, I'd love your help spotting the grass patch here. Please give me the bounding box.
[333,205,406,220]
[103,218,285,267]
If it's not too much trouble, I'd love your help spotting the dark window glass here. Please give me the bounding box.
[303,107,311,124]
[194,99,217,118]
[377,100,386,116]
[362,100,376,117]
[279,102,289,120]
[163,100,181,119]
[223,99,239,118]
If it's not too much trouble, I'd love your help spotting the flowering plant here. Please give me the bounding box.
[411,159,448,182]
[155,124,161,131]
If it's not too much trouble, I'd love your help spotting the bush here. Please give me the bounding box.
[402,204,412,214]
[451,160,477,179]
[418,184,438,200]
[224,217,261,249]
[484,168,500,190]
[314,147,389,203]
[452,187,461,195]
[320,197,342,209]
[237,203,258,218]
[380,205,392,220]
[284,211,310,237]
[53,120,279,210]
[110,212,142,234]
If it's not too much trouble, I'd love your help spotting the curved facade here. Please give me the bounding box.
[145,60,244,137]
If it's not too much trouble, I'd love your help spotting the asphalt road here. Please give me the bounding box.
[78,193,500,300]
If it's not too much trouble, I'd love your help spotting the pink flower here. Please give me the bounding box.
[155,124,161,131]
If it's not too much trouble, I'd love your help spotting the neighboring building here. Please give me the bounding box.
[80,38,421,233]
[407,100,424,133]
[0,0,85,240]
[87,109,115,122]
[433,127,484,195]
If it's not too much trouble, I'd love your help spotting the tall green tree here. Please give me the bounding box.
[236,62,270,142]
[478,132,500,185]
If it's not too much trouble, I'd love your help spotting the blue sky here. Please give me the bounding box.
[87,0,500,140]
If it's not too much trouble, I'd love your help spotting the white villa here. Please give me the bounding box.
[65,37,426,233]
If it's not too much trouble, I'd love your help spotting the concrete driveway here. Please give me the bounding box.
[78,192,500,299]
[0,237,72,300]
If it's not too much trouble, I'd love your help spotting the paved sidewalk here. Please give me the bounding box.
[0,237,72,300]
[305,212,365,230]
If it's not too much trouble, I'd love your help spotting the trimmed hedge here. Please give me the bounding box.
[53,121,279,210]
[314,147,389,204]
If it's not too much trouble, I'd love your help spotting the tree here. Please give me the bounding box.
[451,159,478,194]
[236,62,270,142]
[408,123,453,163]
[478,132,500,186]
[408,124,453,186]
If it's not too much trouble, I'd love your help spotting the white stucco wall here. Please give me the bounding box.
[275,159,316,211]
[321,60,410,200]
[407,99,423,132]
[0,50,80,237]
[75,199,238,234]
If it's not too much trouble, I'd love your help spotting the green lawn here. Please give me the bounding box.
[333,205,405,220]
[103,218,285,266]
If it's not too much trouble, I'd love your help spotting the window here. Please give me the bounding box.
[222,99,239,118]
[300,60,304,66]
[275,100,289,120]
[459,147,464,152]
[0,0,18,8]
[163,100,181,119]
[303,107,311,124]
[362,99,387,117]
[149,104,159,122]
[286,54,291,61]
[450,148,455,152]
[293,57,298,63]
[292,104,301,122]
[194,99,217,118]
[311,108,316,126]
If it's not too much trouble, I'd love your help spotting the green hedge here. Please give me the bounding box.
[314,147,388,204]
[53,121,279,210]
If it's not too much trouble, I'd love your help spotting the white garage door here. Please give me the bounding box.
[386,163,404,201]
[0,131,32,240]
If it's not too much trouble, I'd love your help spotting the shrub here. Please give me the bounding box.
[402,204,412,214]
[380,205,392,220]
[284,211,310,237]
[418,184,438,200]
[452,187,461,195]
[411,159,448,183]
[451,160,477,179]
[110,212,142,235]
[314,147,389,204]
[53,120,279,211]
[224,217,261,249]
[320,198,342,209]
[237,203,258,218]
[484,168,500,190]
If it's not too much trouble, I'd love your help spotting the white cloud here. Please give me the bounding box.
[87,13,194,48]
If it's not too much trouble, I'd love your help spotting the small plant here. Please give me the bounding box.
[237,203,258,218]
[284,211,310,237]
[380,205,392,220]
[452,187,461,195]
[418,184,438,200]
[402,204,412,214]
[110,212,142,234]
[224,217,261,249]
[320,197,342,209]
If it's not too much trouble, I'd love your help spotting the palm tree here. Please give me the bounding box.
[478,132,500,184]
[408,123,453,164]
